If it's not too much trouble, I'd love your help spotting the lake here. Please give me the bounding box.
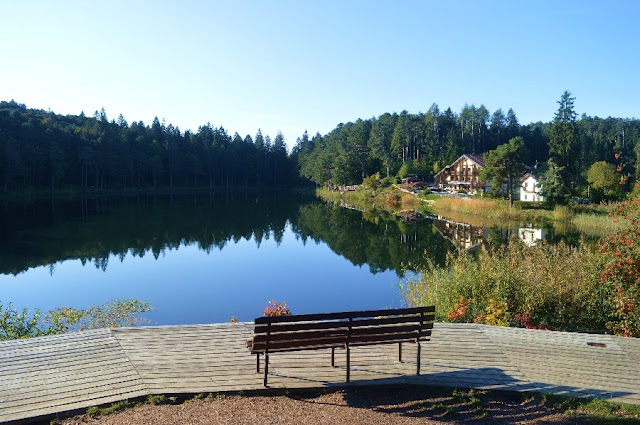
[0,192,587,325]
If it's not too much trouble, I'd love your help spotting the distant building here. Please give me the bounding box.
[434,154,486,192]
[520,173,545,202]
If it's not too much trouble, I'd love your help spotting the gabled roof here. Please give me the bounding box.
[520,172,537,182]
[464,154,485,168]
[434,154,485,179]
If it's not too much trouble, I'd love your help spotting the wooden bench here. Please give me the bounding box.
[247,306,435,386]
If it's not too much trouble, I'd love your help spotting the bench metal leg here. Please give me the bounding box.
[256,353,260,373]
[264,353,269,386]
[331,347,335,367]
[346,346,350,382]
[416,342,421,375]
[398,343,402,362]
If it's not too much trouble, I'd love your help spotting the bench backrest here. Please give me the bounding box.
[251,306,435,353]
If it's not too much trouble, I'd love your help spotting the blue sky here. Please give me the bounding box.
[1,0,638,149]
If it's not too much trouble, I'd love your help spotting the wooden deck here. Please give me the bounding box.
[2,322,640,423]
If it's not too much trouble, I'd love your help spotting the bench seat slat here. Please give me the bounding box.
[251,336,346,353]
[251,342,345,354]
[252,330,348,343]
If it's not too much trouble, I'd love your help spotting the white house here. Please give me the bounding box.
[520,173,545,202]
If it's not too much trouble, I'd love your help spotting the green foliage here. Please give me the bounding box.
[0,302,46,340]
[549,91,579,177]
[362,173,381,190]
[481,136,526,206]
[0,101,300,194]
[146,395,167,405]
[587,161,623,200]
[401,239,606,332]
[46,299,154,331]
[0,299,153,341]
[539,159,572,205]
[588,161,619,190]
[596,198,640,336]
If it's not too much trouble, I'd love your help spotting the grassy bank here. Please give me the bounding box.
[316,185,426,218]
[432,196,629,237]
[401,239,606,332]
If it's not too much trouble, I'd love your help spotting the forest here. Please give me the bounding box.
[1,97,640,193]
[0,100,299,193]
[295,98,640,191]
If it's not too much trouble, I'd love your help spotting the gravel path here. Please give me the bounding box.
[57,386,584,425]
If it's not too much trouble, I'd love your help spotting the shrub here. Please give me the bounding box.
[386,194,401,208]
[597,198,640,336]
[46,299,153,332]
[0,302,45,340]
[1,299,153,340]
[401,238,604,332]
[362,173,381,190]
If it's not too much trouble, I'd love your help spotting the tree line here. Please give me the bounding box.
[294,94,640,195]
[0,100,300,193]
[2,95,639,196]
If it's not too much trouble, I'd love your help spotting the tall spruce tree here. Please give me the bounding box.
[549,91,579,179]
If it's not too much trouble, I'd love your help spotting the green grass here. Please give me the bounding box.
[542,394,640,424]
[85,400,133,418]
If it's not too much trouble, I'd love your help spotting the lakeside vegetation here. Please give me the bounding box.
[0,299,152,340]
[402,198,640,337]
[317,179,627,238]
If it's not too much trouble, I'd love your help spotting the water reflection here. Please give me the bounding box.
[431,215,491,252]
[518,227,547,247]
[0,194,600,279]
[0,194,458,278]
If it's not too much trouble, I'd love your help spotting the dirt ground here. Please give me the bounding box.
[55,386,590,425]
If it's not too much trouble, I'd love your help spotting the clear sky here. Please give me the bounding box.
[1,0,638,149]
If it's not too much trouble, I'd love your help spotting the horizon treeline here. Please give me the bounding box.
[2,99,640,193]
[294,103,640,187]
[0,100,299,193]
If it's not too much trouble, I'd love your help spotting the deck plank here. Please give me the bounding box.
[1,322,640,423]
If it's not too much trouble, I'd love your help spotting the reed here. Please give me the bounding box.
[401,239,606,332]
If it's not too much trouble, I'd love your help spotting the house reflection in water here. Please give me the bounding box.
[518,227,547,247]
[431,215,490,252]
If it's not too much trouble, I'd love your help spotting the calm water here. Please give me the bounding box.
[0,193,454,324]
[0,193,590,325]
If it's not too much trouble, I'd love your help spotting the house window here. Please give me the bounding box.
[524,194,527,201]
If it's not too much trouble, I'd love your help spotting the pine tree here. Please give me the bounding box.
[549,91,579,179]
